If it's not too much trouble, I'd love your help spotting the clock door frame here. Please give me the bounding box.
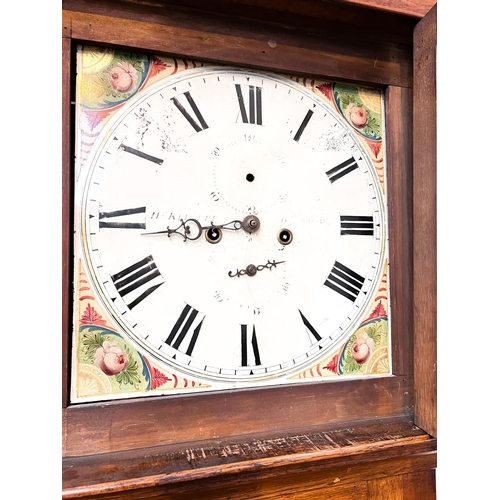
[62,1,437,496]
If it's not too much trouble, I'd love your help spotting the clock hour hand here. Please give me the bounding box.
[228,259,285,278]
[142,215,260,243]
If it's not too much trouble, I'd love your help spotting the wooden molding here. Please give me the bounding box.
[341,0,435,17]
[61,5,412,87]
[63,415,436,499]
[385,85,414,376]
[413,3,437,438]
[63,375,413,457]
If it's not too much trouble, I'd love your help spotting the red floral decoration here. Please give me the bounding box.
[81,303,107,326]
[366,301,387,322]
[149,55,173,78]
[149,366,172,390]
[324,354,340,374]
[316,82,334,103]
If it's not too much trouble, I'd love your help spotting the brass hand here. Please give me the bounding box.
[228,260,285,278]
[142,215,260,242]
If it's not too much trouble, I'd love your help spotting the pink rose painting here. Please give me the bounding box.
[344,103,368,129]
[108,62,138,93]
[94,340,129,375]
[351,333,375,364]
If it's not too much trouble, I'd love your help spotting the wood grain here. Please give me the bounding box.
[341,0,435,17]
[367,468,436,499]
[413,4,437,438]
[385,85,414,376]
[368,475,405,500]
[402,469,436,499]
[63,375,413,457]
[63,0,422,46]
[62,36,72,408]
[62,415,436,499]
[61,5,412,87]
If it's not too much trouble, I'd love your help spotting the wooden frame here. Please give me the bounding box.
[62,1,436,496]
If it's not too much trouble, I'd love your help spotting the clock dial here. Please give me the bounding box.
[77,67,387,387]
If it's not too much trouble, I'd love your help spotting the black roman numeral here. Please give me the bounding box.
[326,156,359,183]
[98,207,146,229]
[299,310,322,342]
[293,109,314,142]
[324,261,365,302]
[111,255,164,309]
[171,91,209,132]
[235,84,263,125]
[120,144,164,164]
[165,304,204,356]
[241,324,261,367]
[340,215,374,236]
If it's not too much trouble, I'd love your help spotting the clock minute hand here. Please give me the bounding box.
[141,215,260,242]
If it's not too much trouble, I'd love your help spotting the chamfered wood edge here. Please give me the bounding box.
[62,415,436,499]
[413,3,437,438]
[341,0,435,17]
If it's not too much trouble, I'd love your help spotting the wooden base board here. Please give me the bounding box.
[63,415,436,499]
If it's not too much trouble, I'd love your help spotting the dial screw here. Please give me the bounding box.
[242,215,260,233]
[245,264,257,276]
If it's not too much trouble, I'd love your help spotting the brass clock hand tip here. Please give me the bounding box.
[141,219,202,241]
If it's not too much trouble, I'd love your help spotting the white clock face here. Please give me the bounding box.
[77,67,387,386]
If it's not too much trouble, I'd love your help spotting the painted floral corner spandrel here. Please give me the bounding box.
[75,45,204,175]
[296,77,386,193]
[72,260,210,402]
[289,261,390,382]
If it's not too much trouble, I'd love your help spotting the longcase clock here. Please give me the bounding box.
[62,1,437,498]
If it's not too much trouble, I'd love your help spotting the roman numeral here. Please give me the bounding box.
[340,215,374,236]
[111,255,164,309]
[165,304,204,356]
[171,91,209,132]
[98,207,146,229]
[241,324,261,367]
[299,310,322,342]
[326,156,359,183]
[324,261,365,302]
[235,84,262,125]
[120,144,164,164]
[293,109,314,142]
